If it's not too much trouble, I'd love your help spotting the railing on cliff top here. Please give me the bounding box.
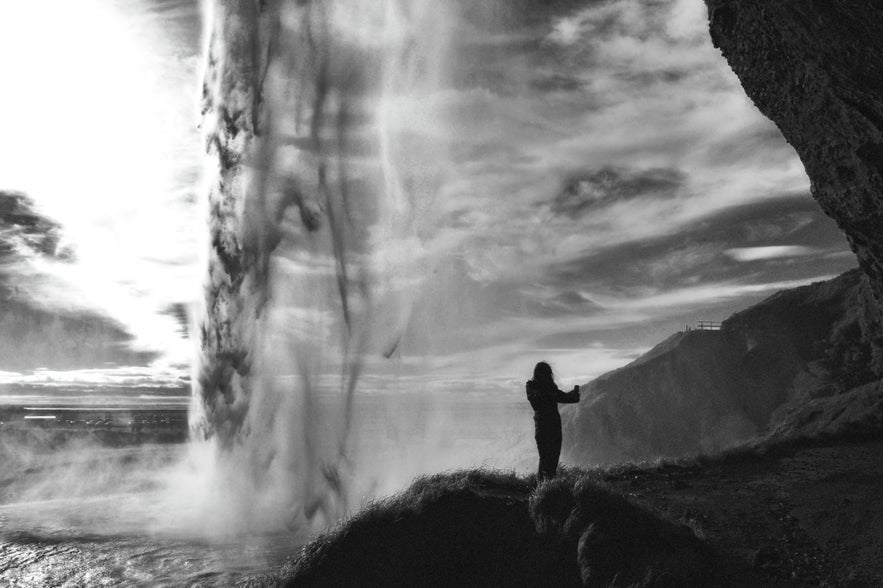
[685,320,722,331]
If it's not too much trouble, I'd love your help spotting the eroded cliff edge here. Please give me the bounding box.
[705,0,883,370]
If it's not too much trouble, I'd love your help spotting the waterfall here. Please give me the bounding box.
[190,0,454,531]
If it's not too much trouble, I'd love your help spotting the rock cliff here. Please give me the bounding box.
[565,270,880,464]
[705,0,883,369]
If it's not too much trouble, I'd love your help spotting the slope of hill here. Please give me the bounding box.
[267,436,883,587]
[274,469,775,588]
[564,269,881,465]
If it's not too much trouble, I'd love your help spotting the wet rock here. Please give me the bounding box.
[753,544,787,572]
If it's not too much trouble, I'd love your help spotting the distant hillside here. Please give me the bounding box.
[564,269,882,464]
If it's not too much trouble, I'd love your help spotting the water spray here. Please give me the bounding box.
[192,0,452,531]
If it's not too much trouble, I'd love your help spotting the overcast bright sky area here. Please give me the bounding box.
[0,0,855,395]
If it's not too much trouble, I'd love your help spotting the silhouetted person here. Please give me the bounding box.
[526,361,580,480]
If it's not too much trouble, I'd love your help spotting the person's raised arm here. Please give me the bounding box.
[555,385,581,404]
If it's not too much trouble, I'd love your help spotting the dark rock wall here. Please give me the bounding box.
[705,0,883,368]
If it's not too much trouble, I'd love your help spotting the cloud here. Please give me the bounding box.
[725,246,817,262]
[0,297,159,372]
[517,286,605,318]
[0,191,67,265]
[549,193,850,291]
[548,167,686,219]
[402,0,820,302]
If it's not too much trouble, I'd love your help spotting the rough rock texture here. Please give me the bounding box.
[705,0,883,370]
[565,270,880,465]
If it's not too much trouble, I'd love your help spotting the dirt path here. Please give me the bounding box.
[599,440,883,586]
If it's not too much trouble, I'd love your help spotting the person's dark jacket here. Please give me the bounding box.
[526,379,580,429]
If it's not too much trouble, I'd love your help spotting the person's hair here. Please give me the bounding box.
[533,361,553,383]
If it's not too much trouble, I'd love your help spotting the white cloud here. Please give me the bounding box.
[725,246,816,262]
[413,0,815,295]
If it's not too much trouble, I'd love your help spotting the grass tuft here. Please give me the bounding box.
[279,467,715,587]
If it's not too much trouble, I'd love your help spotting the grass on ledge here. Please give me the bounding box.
[270,467,716,588]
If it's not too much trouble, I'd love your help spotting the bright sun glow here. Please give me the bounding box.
[0,1,200,365]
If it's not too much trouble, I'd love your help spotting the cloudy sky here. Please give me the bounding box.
[0,0,855,395]
[0,0,201,391]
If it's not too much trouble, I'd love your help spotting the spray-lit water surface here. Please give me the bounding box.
[0,443,300,586]
[0,392,535,586]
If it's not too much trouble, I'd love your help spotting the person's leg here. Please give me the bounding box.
[549,428,562,478]
[536,434,548,479]
[536,430,559,480]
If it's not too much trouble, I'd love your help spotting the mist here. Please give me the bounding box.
[1,0,543,534]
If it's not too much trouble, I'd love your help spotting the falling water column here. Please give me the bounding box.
[191,1,265,447]
[191,0,454,531]
[191,0,387,529]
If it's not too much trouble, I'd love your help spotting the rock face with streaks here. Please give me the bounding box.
[704,0,883,369]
